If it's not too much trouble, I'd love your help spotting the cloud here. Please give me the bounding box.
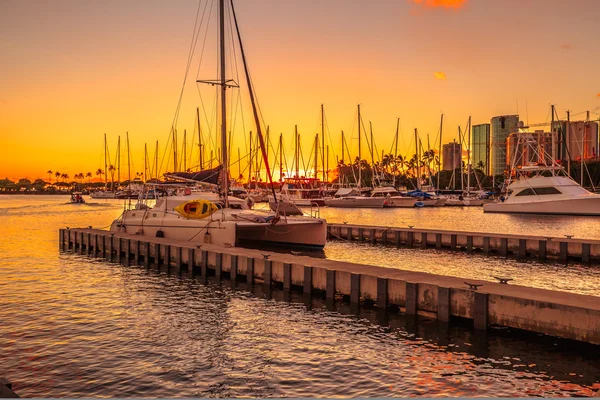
[434,71,447,80]
[410,0,467,10]
[560,43,574,50]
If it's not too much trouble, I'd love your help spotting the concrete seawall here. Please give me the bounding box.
[327,223,600,264]
[59,228,600,345]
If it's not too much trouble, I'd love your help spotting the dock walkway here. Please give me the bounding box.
[60,228,600,345]
[327,223,600,264]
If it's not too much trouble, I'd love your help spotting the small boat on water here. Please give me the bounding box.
[484,133,600,215]
[324,187,386,208]
[70,192,85,204]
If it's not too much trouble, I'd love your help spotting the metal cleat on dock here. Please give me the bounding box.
[262,254,271,259]
[565,235,574,239]
[291,251,301,256]
[464,282,483,290]
[494,277,514,284]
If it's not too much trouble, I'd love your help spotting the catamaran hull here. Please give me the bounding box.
[236,220,327,248]
[325,197,385,208]
[268,200,304,216]
[110,210,327,248]
[483,197,600,215]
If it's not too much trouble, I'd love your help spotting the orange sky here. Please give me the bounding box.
[1,0,600,182]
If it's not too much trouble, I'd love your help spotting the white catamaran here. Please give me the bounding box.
[110,0,327,248]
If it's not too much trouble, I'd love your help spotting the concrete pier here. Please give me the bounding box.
[327,223,600,264]
[60,228,600,345]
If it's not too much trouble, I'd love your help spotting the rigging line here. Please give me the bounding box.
[171,0,205,130]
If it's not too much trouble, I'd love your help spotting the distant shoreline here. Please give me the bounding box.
[0,192,81,196]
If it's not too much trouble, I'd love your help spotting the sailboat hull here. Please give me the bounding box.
[383,196,417,208]
[325,197,385,208]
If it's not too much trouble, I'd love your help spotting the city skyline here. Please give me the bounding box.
[2,0,600,181]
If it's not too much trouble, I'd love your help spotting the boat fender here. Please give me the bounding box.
[415,201,425,207]
[156,230,164,238]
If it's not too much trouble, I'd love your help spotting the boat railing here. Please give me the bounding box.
[309,202,320,219]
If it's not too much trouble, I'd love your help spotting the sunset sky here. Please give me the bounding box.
[1,0,600,182]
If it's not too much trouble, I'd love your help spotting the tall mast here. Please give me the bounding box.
[172,128,177,172]
[219,0,228,206]
[321,104,325,182]
[248,131,252,185]
[358,104,362,188]
[238,147,241,180]
[393,118,399,187]
[326,145,329,184]
[551,104,555,161]
[467,116,471,196]
[295,125,299,178]
[567,110,571,178]
[144,143,148,182]
[414,128,420,190]
[197,107,203,171]
[126,132,131,186]
[314,133,319,178]
[341,131,345,164]
[279,133,283,182]
[458,126,464,193]
[155,141,158,181]
[183,129,187,172]
[117,135,121,186]
[438,114,443,192]
[103,133,108,187]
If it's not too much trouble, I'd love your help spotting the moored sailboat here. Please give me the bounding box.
[110,0,327,248]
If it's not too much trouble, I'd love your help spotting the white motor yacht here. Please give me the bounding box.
[484,132,600,215]
[370,187,417,208]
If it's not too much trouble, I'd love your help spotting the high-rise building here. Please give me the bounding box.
[442,141,461,171]
[506,131,555,168]
[551,120,599,160]
[490,115,519,176]
[472,123,490,175]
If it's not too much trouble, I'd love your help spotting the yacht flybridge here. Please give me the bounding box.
[483,133,600,215]
[110,0,327,248]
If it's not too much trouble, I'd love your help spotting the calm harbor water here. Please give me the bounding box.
[1,195,599,397]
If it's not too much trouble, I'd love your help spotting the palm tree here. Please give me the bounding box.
[55,171,61,183]
[61,173,69,183]
[86,172,92,183]
[47,170,53,183]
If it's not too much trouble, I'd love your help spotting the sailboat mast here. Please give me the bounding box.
[117,135,121,187]
[197,107,203,171]
[321,104,325,182]
[173,128,177,172]
[438,114,443,192]
[279,133,283,182]
[414,128,420,190]
[458,126,464,193]
[126,132,131,186]
[104,133,108,187]
[219,0,229,206]
[155,141,158,181]
[393,118,399,187]
[295,125,299,178]
[248,131,252,185]
[467,116,471,195]
[144,143,148,182]
[183,129,187,172]
[314,133,319,178]
[358,104,362,188]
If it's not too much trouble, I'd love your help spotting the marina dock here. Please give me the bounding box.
[0,378,19,398]
[60,228,600,345]
[327,223,600,264]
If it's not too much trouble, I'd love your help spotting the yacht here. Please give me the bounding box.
[324,187,386,208]
[483,133,600,215]
[371,187,417,208]
[109,0,327,249]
